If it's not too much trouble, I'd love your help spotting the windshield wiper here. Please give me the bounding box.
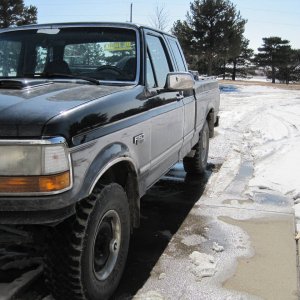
[23,72,100,85]
[42,73,100,85]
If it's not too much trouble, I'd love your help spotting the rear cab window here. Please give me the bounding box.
[167,37,187,72]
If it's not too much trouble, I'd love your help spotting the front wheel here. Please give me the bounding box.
[183,121,209,175]
[45,183,130,300]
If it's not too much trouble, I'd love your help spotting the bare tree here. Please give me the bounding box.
[149,3,169,31]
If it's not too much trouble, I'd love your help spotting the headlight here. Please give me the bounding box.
[0,138,72,194]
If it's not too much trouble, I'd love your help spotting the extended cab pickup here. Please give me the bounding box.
[0,22,219,299]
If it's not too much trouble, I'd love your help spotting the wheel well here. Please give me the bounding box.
[96,161,140,230]
[207,109,215,138]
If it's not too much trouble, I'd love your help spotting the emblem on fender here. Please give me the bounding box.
[133,133,145,145]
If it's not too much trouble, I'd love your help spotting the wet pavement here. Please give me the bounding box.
[134,155,299,300]
[113,163,220,299]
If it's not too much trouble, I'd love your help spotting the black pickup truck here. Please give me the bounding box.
[0,22,219,299]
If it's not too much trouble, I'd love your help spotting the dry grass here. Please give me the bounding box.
[220,79,300,90]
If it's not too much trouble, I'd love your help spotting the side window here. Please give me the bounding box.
[35,46,48,73]
[0,40,21,76]
[146,52,155,88]
[169,39,187,72]
[146,35,170,88]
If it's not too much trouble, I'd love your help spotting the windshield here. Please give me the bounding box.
[0,27,137,82]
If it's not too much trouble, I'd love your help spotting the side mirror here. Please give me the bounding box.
[165,72,194,91]
[188,70,200,80]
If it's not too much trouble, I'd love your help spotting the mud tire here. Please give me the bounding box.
[45,183,130,300]
[183,121,209,175]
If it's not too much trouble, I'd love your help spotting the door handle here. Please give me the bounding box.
[176,93,184,101]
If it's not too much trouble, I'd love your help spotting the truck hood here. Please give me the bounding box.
[0,80,131,137]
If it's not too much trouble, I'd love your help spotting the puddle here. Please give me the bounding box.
[219,85,239,93]
[167,214,209,258]
[221,216,298,300]
[250,191,291,206]
[226,160,254,194]
[163,162,186,181]
[234,161,253,180]
[222,199,254,205]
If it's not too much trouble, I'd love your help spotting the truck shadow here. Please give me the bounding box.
[113,162,221,299]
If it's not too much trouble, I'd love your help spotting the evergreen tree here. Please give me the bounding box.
[172,0,246,76]
[255,37,290,84]
[0,0,37,28]
[276,48,300,84]
[172,20,196,68]
[229,38,254,80]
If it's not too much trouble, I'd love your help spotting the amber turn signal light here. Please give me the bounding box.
[0,171,70,193]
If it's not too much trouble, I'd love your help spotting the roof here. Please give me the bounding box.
[0,22,176,38]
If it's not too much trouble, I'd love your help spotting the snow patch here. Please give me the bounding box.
[249,141,300,196]
[248,113,289,144]
[189,251,217,280]
[181,234,207,246]
[134,290,165,300]
[158,273,166,280]
[212,242,224,252]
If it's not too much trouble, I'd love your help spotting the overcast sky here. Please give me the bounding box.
[24,0,300,52]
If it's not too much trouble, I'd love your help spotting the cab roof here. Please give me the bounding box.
[0,22,176,38]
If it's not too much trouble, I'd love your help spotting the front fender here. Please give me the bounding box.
[72,142,137,201]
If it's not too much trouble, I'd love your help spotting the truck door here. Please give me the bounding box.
[144,32,184,187]
[166,37,196,159]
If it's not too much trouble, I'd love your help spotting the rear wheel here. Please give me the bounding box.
[183,121,209,175]
[45,183,130,300]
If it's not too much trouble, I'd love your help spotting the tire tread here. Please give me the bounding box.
[183,121,209,175]
[45,187,102,300]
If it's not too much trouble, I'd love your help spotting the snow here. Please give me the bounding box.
[134,290,165,299]
[189,251,217,281]
[250,142,300,196]
[217,83,300,221]
[212,242,224,253]
[181,234,207,246]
